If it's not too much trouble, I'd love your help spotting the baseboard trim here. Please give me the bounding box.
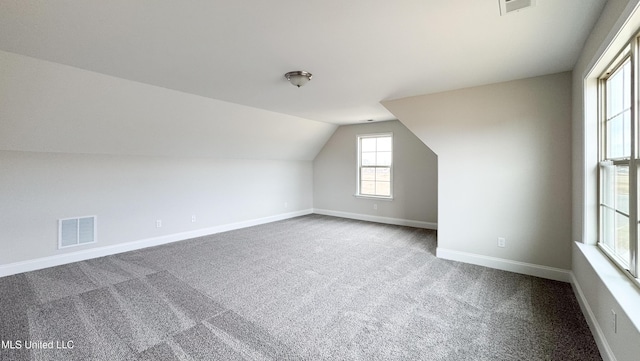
[436,247,571,282]
[570,272,616,361]
[0,209,313,278]
[312,208,437,230]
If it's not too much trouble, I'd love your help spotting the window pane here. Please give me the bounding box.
[376,167,390,182]
[615,213,630,266]
[601,208,631,267]
[608,60,630,117]
[616,165,629,215]
[601,206,615,250]
[607,114,625,158]
[376,181,391,196]
[377,137,392,152]
[606,59,631,160]
[606,112,631,159]
[361,152,376,166]
[600,162,631,266]
[601,162,614,207]
[361,138,376,152]
[624,110,631,156]
[361,167,375,181]
[377,152,392,166]
[361,181,375,195]
[624,61,631,110]
[608,67,624,117]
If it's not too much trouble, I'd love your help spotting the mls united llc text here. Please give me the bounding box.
[1,340,74,350]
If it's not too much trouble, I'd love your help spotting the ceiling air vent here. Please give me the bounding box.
[499,0,536,16]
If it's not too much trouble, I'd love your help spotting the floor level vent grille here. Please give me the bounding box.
[59,216,96,249]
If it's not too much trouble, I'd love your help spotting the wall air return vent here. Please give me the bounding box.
[58,216,97,249]
[499,0,536,16]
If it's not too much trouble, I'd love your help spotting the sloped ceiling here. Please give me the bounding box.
[0,0,606,125]
[0,50,336,160]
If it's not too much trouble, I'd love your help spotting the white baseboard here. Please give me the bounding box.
[0,209,313,278]
[570,272,616,361]
[313,208,437,230]
[436,247,571,282]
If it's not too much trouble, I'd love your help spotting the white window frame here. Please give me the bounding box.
[356,133,393,199]
[598,35,640,284]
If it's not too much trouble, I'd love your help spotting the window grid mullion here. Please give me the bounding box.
[629,38,639,277]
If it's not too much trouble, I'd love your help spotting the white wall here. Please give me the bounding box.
[571,0,640,360]
[0,150,313,264]
[0,50,336,270]
[313,120,437,226]
[383,72,573,272]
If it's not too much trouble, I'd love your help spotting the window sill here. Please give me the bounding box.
[354,194,394,201]
[575,242,640,332]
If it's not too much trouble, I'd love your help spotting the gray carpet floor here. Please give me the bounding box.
[1,214,601,360]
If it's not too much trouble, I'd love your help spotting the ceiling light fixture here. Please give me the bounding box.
[284,71,312,87]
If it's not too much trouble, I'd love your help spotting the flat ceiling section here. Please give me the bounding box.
[0,1,606,124]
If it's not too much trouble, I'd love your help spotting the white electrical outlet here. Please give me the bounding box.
[373,204,378,210]
[497,237,506,248]
[156,220,162,228]
[191,215,197,223]
[611,309,617,333]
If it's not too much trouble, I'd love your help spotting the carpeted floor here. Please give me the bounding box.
[0,214,601,360]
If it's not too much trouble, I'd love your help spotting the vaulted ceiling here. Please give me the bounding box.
[0,0,606,125]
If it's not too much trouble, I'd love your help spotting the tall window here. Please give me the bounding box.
[357,133,393,198]
[599,42,638,279]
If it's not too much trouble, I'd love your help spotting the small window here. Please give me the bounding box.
[357,133,393,198]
